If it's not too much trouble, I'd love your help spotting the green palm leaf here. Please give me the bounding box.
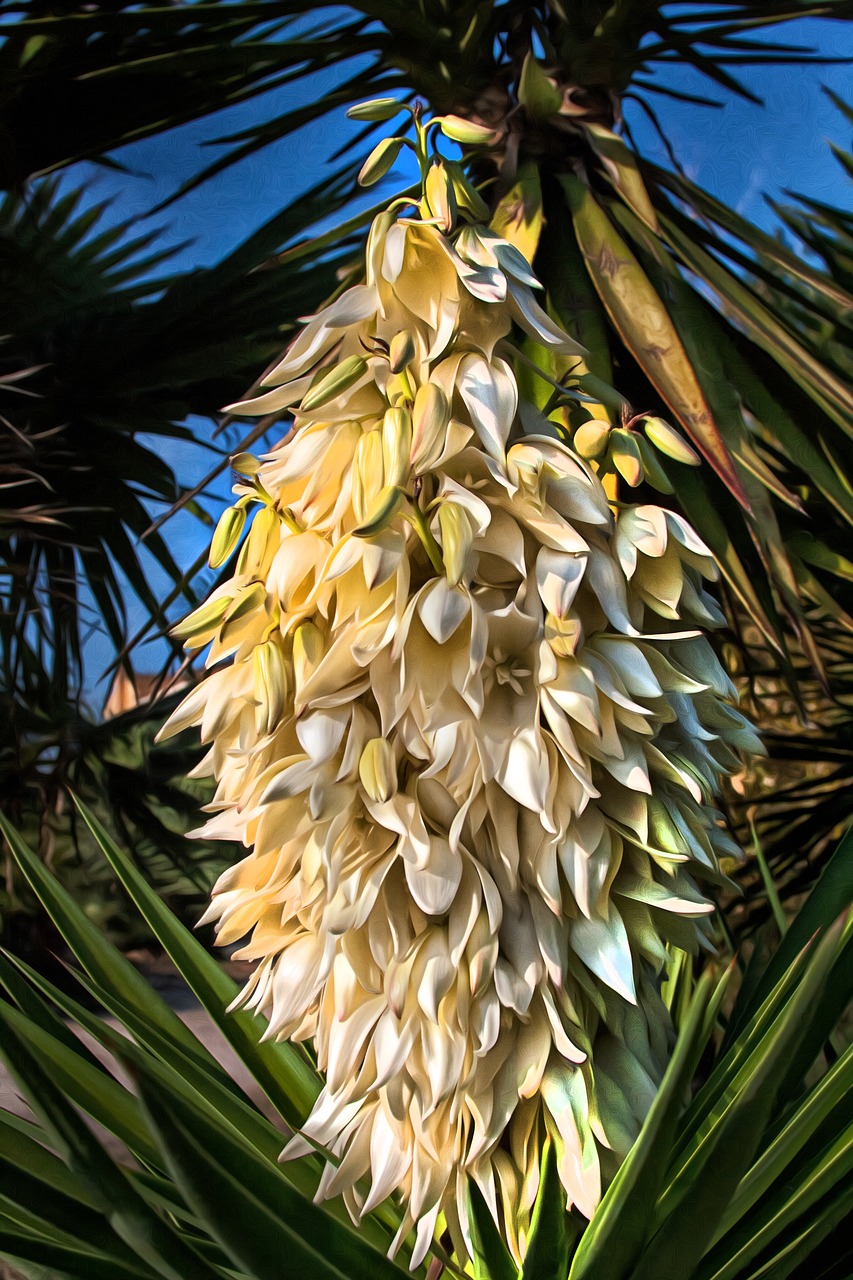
[0,808,850,1280]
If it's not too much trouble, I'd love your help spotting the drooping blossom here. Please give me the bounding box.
[161,121,757,1267]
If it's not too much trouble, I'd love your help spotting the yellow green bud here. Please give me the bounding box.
[352,429,385,525]
[301,355,368,413]
[171,594,230,648]
[231,452,261,476]
[388,330,416,374]
[347,97,404,123]
[292,622,324,701]
[358,136,403,187]
[445,160,490,222]
[438,116,497,145]
[236,504,281,577]
[642,416,700,466]
[610,429,644,487]
[438,502,474,587]
[209,504,247,569]
[223,580,267,625]
[424,161,457,233]
[358,737,397,802]
[382,406,413,489]
[353,485,403,538]
[573,419,612,461]
[636,436,674,495]
[366,210,395,286]
[411,383,450,469]
[253,639,289,736]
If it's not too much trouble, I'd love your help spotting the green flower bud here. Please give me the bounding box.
[642,416,701,466]
[352,429,385,525]
[301,356,368,413]
[438,502,474,587]
[236,504,281,577]
[636,435,674,494]
[610,428,645,487]
[388,329,416,374]
[411,382,450,469]
[171,594,230,648]
[359,737,397,802]
[424,161,457,233]
[231,452,261,476]
[382,406,413,488]
[209,504,247,569]
[445,160,490,222]
[292,622,324,702]
[358,135,403,187]
[438,115,497,145]
[347,97,405,122]
[223,580,267,625]
[573,419,612,461]
[253,639,289,737]
[353,485,403,538]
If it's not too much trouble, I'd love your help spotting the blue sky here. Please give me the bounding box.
[67,16,853,269]
[64,14,853,701]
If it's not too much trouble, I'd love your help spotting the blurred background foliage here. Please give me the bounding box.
[0,0,852,956]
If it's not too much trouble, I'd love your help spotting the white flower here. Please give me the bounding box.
[164,170,755,1270]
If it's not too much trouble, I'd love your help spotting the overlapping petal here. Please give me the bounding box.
[165,182,754,1268]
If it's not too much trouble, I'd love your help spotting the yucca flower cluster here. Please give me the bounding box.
[161,106,758,1267]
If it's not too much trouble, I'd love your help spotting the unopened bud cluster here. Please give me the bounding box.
[162,104,757,1267]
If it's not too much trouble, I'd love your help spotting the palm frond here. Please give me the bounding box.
[0,807,850,1280]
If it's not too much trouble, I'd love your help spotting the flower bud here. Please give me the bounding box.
[573,419,611,461]
[292,622,323,704]
[231,452,261,476]
[236,504,281,577]
[359,737,397,802]
[365,210,395,287]
[438,116,498,145]
[171,594,230,648]
[358,136,403,187]
[209,504,247,569]
[301,356,367,413]
[352,485,403,538]
[424,161,457,233]
[642,416,700,466]
[224,580,266,624]
[636,436,674,495]
[437,502,474,587]
[352,429,385,525]
[411,383,450,470]
[610,428,644,487]
[253,639,289,736]
[382,406,413,488]
[388,329,416,374]
[445,161,490,222]
[347,97,405,122]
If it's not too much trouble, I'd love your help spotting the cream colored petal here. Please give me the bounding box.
[507,281,585,353]
[536,547,587,618]
[458,354,518,460]
[416,578,471,644]
[405,835,463,915]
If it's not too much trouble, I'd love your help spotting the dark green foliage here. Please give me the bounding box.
[0,807,850,1280]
